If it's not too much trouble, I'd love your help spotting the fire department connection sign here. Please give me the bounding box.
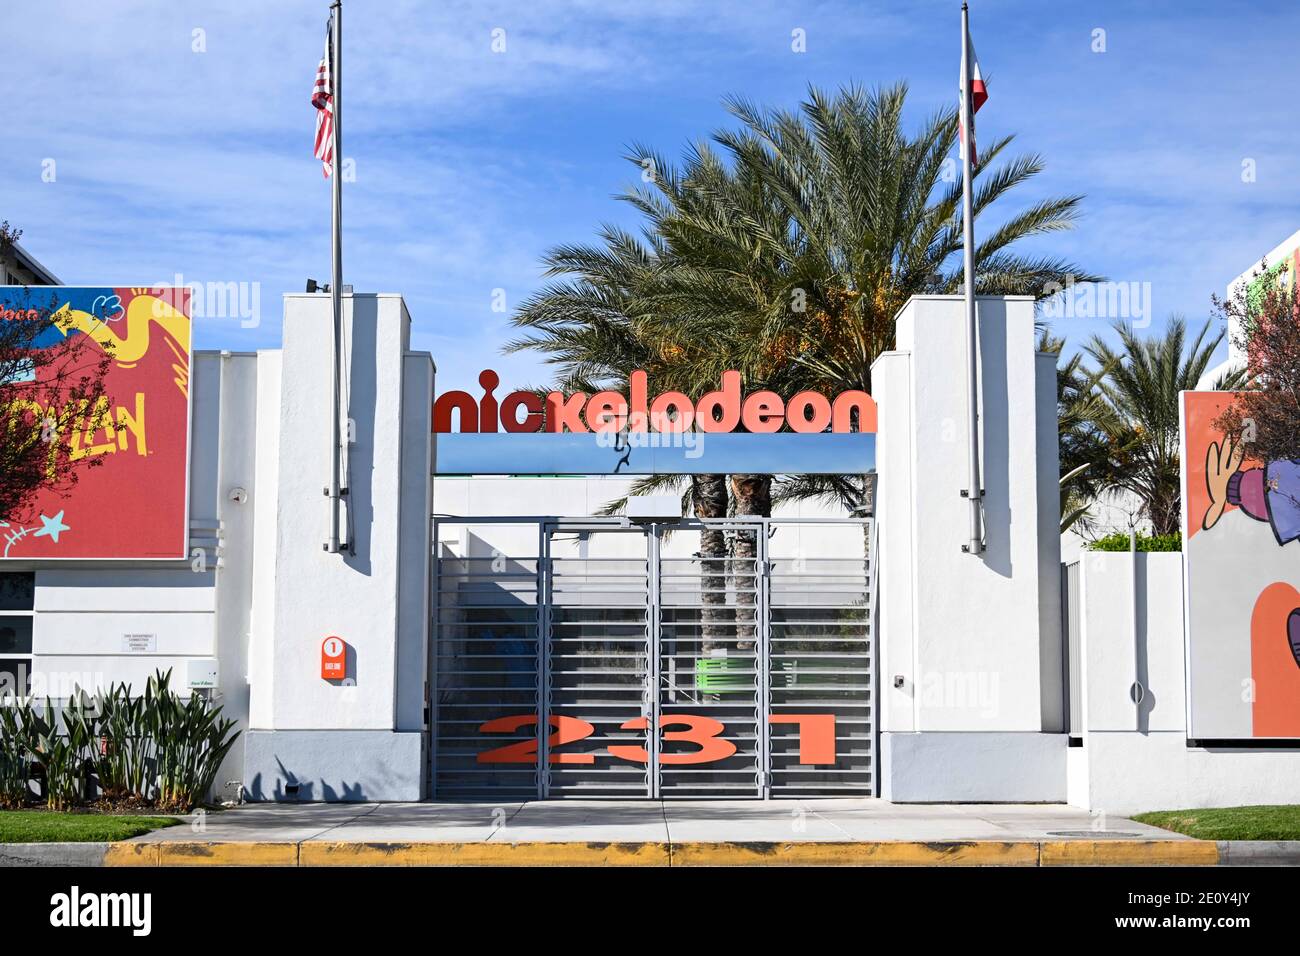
[1,287,193,560]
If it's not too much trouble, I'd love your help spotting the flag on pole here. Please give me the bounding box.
[311,24,335,177]
[959,38,987,167]
[958,2,985,555]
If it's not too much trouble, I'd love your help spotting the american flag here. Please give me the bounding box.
[311,23,334,178]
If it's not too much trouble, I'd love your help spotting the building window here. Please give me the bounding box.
[0,573,34,698]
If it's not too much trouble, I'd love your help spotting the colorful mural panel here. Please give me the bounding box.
[0,287,192,560]
[1182,391,1300,738]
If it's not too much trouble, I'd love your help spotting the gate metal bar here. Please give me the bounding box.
[758,524,772,798]
[428,519,543,799]
[655,520,766,798]
[647,525,662,796]
[536,521,550,796]
[544,521,651,798]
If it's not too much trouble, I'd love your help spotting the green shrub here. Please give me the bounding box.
[1089,531,1183,552]
[0,669,240,812]
[94,681,153,801]
[0,701,35,808]
[147,670,240,812]
[28,697,93,811]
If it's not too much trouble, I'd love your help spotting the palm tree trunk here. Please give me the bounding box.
[730,475,771,649]
[693,474,730,656]
[861,472,876,556]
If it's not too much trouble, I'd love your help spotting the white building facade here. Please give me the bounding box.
[5,291,1300,813]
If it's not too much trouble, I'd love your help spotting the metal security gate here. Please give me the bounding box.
[430,517,876,799]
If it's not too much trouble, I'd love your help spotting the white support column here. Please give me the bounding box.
[873,295,1065,801]
[244,292,434,801]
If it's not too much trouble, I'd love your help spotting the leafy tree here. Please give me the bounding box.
[506,227,737,652]
[0,222,115,524]
[1212,268,1300,462]
[1083,317,1243,536]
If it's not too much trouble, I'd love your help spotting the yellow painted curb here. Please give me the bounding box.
[299,841,671,867]
[102,837,1220,867]
[671,840,1039,867]
[103,843,160,867]
[1040,840,1218,867]
[130,842,300,867]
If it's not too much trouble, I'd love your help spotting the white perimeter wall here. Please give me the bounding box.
[1072,550,1300,813]
[30,350,261,798]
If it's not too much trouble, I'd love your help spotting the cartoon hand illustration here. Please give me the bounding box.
[1203,433,1247,530]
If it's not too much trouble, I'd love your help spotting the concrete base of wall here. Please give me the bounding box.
[1072,731,1300,815]
[882,732,1067,802]
[243,730,425,802]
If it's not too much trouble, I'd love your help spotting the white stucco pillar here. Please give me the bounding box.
[873,295,1065,801]
[244,293,434,801]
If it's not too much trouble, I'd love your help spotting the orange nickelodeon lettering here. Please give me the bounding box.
[433,369,876,436]
[695,370,742,433]
[786,391,833,433]
[544,391,589,433]
[500,391,544,432]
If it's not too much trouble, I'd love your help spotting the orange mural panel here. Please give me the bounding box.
[1250,583,1300,737]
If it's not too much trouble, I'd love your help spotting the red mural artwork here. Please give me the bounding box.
[1,287,193,560]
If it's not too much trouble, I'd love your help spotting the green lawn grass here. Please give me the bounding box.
[0,810,181,843]
[1133,805,1300,841]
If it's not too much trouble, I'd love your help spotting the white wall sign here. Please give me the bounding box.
[121,633,158,653]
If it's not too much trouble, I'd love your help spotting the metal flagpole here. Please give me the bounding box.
[959,1,983,555]
[327,0,344,554]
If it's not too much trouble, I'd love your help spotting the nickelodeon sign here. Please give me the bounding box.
[434,370,876,435]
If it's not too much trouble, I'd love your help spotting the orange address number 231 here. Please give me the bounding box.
[476,713,836,766]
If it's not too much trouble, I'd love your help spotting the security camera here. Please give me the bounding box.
[228,487,248,504]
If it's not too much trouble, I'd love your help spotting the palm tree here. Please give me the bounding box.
[1083,317,1245,535]
[1039,330,1118,533]
[506,227,737,653]
[632,83,1099,517]
[511,82,1099,645]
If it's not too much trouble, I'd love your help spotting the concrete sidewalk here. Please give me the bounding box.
[136,799,1179,844]
[69,799,1221,866]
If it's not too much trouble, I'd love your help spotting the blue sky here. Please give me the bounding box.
[2,0,1296,393]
